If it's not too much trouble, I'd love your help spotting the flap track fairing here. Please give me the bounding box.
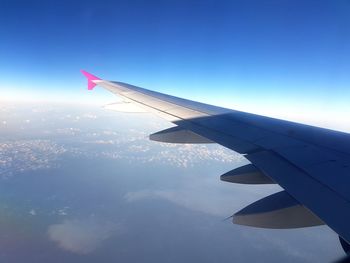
[220,164,275,184]
[150,126,214,144]
[233,191,324,229]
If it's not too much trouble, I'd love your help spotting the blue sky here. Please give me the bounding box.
[1,0,350,129]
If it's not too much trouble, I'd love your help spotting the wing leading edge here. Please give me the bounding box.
[82,70,350,249]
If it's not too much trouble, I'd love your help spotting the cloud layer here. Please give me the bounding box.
[48,218,120,254]
[0,140,66,177]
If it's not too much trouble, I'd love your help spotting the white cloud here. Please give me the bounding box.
[48,218,121,255]
[29,209,36,216]
[88,140,115,145]
[124,183,280,217]
[82,113,97,119]
[124,188,237,216]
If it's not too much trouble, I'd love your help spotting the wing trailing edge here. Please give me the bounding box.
[104,102,148,113]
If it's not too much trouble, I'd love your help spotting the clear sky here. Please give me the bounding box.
[1,0,350,129]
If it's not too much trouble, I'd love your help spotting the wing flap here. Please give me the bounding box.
[273,144,350,202]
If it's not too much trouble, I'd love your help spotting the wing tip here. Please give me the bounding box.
[81,70,101,90]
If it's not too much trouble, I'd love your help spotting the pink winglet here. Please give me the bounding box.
[81,70,101,90]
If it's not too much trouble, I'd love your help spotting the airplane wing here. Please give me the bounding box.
[82,70,350,253]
